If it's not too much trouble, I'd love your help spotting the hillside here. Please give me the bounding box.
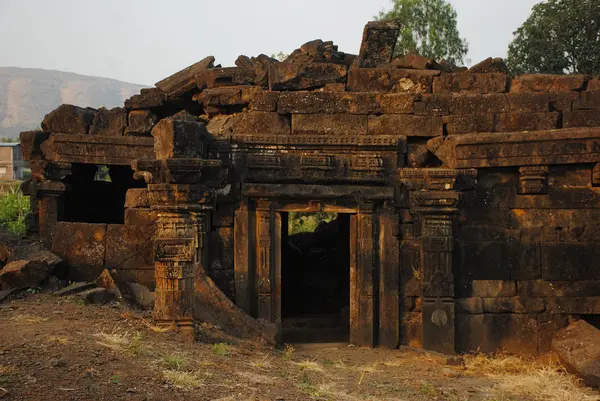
[0,67,147,139]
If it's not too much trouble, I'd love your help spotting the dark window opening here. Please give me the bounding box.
[282,212,350,343]
[583,315,600,330]
[59,164,146,224]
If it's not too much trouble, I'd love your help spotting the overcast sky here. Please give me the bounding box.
[0,0,540,86]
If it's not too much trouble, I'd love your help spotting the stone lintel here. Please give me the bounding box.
[242,183,394,200]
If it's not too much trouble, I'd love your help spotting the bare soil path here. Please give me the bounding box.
[0,294,598,401]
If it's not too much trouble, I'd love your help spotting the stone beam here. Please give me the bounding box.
[429,127,600,169]
[41,134,154,166]
[242,183,395,200]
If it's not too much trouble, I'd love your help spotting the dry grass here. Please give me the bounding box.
[162,370,203,390]
[464,353,598,401]
[47,335,69,345]
[294,359,324,372]
[9,314,48,324]
[162,353,188,371]
[249,354,273,370]
[94,330,144,356]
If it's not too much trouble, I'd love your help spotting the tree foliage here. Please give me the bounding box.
[377,0,468,66]
[0,184,29,235]
[507,0,600,75]
[288,212,337,235]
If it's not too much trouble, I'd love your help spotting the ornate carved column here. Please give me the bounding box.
[133,118,224,339]
[402,168,476,354]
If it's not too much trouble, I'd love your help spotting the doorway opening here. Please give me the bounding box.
[281,212,350,343]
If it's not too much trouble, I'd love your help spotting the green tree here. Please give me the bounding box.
[376,0,468,66]
[507,0,600,75]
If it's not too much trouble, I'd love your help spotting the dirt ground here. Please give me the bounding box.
[0,293,598,401]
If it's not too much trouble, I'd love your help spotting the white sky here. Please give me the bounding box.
[0,0,540,86]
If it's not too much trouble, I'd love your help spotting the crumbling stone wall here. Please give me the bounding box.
[19,20,600,354]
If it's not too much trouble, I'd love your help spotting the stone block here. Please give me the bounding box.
[422,300,455,354]
[433,73,507,95]
[588,79,600,91]
[455,314,538,354]
[227,111,290,136]
[482,296,545,314]
[552,320,600,387]
[195,67,256,90]
[155,56,215,97]
[443,114,494,134]
[368,115,443,137]
[563,110,600,128]
[456,297,483,314]
[393,54,443,70]
[0,260,52,290]
[471,280,516,297]
[549,91,579,112]
[268,63,347,91]
[400,311,422,348]
[292,114,367,136]
[347,67,439,93]
[538,314,569,353]
[406,140,432,167]
[125,88,166,110]
[51,222,107,282]
[511,74,585,93]
[277,91,417,114]
[41,104,96,134]
[125,110,157,135]
[574,91,600,110]
[469,58,509,74]
[89,107,127,136]
[494,112,559,132]
[356,21,399,67]
[125,188,149,208]
[546,297,600,314]
[243,88,280,112]
[541,242,600,280]
[207,227,235,300]
[505,93,550,112]
[518,280,600,297]
[19,131,49,160]
[152,118,212,159]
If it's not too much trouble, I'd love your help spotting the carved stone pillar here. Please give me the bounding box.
[133,118,224,339]
[255,201,272,321]
[402,168,476,355]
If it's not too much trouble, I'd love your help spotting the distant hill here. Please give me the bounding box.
[0,67,147,139]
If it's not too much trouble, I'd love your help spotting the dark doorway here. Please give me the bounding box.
[281,212,350,343]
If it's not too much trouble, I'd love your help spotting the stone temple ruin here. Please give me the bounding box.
[17,21,600,355]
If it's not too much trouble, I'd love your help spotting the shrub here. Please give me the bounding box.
[0,184,30,235]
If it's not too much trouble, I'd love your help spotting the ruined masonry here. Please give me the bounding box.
[19,21,600,354]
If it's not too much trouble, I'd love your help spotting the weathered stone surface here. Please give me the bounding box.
[588,79,600,91]
[277,91,417,114]
[284,40,355,66]
[268,63,347,91]
[469,58,509,74]
[368,115,443,137]
[51,222,106,282]
[431,127,600,169]
[563,110,600,128]
[125,88,166,110]
[292,114,367,136]
[392,54,443,70]
[0,260,51,290]
[549,91,579,111]
[574,91,600,110]
[518,280,600,297]
[89,107,127,136]
[0,288,17,303]
[84,287,115,304]
[510,74,585,93]
[54,281,97,296]
[208,112,290,137]
[347,67,439,93]
[152,118,212,159]
[125,188,149,208]
[195,67,256,90]
[127,282,154,310]
[552,320,600,387]
[456,297,483,314]
[41,104,96,134]
[493,112,559,132]
[357,21,399,67]
[546,297,600,314]
[155,56,215,97]
[125,110,157,135]
[20,131,49,160]
[433,73,507,95]
[443,114,494,134]
[456,314,538,354]
[482,296,545,314]
[470,280,516,297]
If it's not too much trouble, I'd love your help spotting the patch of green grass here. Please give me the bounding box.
[419,380,436,395]
[110,374,121,384]
[0,184,29,235]
[212,343,231,357]
[297,374,327,398]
